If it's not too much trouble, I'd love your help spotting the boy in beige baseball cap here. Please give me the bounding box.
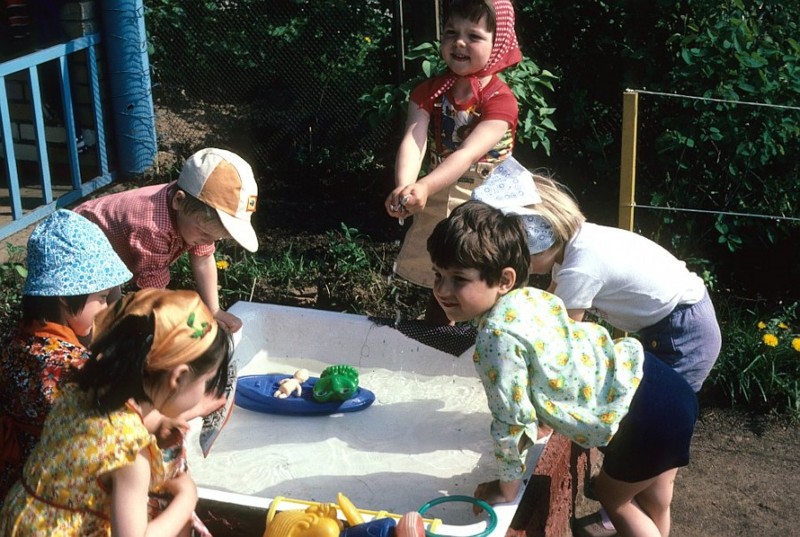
[75,148,258,333]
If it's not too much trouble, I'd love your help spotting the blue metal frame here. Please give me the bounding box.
[0,34,115,240]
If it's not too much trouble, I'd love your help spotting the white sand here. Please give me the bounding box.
[185,304,502,526]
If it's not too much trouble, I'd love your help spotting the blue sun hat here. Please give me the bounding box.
[24,209,132,296]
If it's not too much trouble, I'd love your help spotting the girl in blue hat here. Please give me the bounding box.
[0,209,132,504]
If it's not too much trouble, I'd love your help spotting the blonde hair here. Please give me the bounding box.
[530,174,586,246]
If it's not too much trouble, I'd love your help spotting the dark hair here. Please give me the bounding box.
[427,200,529,287]
[443,0,497,33]
[21,294,89,325]
[79,313,232,413]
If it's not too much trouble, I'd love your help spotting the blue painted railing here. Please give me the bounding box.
[0,33,113,240]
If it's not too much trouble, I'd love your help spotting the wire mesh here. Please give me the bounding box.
[145,0,397,177]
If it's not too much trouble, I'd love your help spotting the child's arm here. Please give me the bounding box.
[386,104,429,218]
[109,450,196,536]
[189,252,242,333]
[393,118,510,216]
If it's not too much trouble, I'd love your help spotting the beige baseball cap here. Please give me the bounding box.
[178,148,259,252]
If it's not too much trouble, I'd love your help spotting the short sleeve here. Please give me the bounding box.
[552,268,604,311]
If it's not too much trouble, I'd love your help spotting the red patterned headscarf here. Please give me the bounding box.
[430,0,522,102]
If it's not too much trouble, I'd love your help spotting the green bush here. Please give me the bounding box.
[709,299,800,417]
[651,0,800,254]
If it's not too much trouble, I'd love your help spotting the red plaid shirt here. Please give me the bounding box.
[75,182,215,288]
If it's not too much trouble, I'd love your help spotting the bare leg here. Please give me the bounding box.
[594,467,679,537]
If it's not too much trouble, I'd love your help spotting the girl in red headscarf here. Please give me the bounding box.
[385,0,522,324]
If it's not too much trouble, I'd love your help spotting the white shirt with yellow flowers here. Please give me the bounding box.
[473,288,645,482]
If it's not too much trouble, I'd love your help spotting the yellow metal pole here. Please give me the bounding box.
[619,90,639,232]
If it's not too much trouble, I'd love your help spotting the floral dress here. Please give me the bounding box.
[0,322,89,504]
[0,384,165,536]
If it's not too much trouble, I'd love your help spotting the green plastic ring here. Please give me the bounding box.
[418,495,498,537]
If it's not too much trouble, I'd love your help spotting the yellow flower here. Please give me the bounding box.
[762,333,779,347]
[778,322,789,330]
[363,36,372,43]
[504,309,517,322]
[792,338,800,352]
[216,259,230,270]
[757,321,766,329]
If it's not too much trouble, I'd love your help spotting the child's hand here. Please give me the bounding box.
[161,471,199,512]
[387,184,430,218]
[214,309,242,333]
[154,416,190,449]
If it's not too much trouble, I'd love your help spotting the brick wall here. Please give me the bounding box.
[510,434,602,537]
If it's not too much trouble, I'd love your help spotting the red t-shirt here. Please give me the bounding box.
[410,75,518,160]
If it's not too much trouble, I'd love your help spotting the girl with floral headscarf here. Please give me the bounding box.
[0,289,232,536]
[385,0,522,324]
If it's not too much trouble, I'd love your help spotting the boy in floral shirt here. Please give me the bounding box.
[426,201,698,536]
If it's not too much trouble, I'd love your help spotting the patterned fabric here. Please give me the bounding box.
[473,288,644,481]
[148,445,213,537]
[23,209,132,296]
[93,289,218,371]
[429,0,522,102]
[0,384,165,535]
[75,182,215,289]
[412,75,518,158]
[471,159,556,254]
[0,321,88,504]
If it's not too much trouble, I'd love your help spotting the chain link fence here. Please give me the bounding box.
[145,0,400,182]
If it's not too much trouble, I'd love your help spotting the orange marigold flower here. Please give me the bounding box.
[762,333,779,347]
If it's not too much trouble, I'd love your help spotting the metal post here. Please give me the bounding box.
[618,90,639,231]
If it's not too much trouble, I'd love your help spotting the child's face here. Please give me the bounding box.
[175,211,222,247]
[160,366,220,420]
[432,264,505,322]
[440,14,494,78]
[64,289,112,337]
[528,245,561,275]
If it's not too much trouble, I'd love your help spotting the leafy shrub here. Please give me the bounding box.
[709,300,800,416]
[650,0,800,254]
[0,243,27,335]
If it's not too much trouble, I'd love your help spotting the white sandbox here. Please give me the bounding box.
[186,302,544,535]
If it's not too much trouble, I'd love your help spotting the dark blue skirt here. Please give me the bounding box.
[600,352,699,482]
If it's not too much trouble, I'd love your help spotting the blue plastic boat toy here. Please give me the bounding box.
[235,374,376,416]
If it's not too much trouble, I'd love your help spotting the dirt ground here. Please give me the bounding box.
[576,404,799,537]
[667,406,798,537]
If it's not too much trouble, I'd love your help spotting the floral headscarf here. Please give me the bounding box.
[93,288,218,370]
[429,0,522,102]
